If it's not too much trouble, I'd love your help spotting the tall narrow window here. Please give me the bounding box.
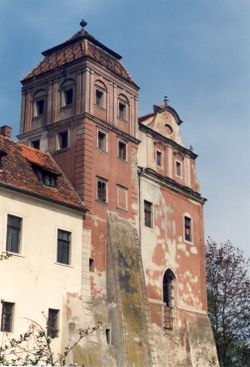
[6,215,22,254]
[97,131,107,152]
[57,229,71,265]
[60,79,75,107]
[118,101,127,120]
[97,177,107,203]
[176,161,181,177]
[156,151,162,167]
[163,269,175,330]
[144,200,153,227]
[47,309,59,338]
[96,89,104,107]
[118,141,127,161]
[1,302,15,332]
[58,131,68,150]
[35,99,45,116]
[184,216,192,242]
[63,88,73,106]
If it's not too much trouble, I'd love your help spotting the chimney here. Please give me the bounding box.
[0,125,12,139]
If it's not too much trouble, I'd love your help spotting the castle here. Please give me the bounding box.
[0,22,218,366]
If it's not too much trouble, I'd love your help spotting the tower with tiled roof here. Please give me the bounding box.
[17,22,219,367]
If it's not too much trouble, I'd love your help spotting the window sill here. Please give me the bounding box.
[60,104,73,110]
[54,147,70,154]
[116,206,128,212]
[117,116,128,123]
[94,104,106,111]
[97,148,108,155]
[55,262,73,268]
[96,199,108,206]
[5,251,25,258]
[117,157,128,164]
[184,239,193,245]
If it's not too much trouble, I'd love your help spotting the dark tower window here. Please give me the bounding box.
[35,99,45,116]
[96,89,104,107]
[118,141,127,161]
[118,101,127,120]
[97,177,107,203]
[184,216,192,242]
[163,269,175,330]
[97,131,107,152]
[31,140,40,150]
[58,131,68,150]
[156,151,162,166]
[63,88,73,106]
[144,200,153,227]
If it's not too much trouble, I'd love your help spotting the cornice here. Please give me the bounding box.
[139,123,197,159]
[139,167,206,205]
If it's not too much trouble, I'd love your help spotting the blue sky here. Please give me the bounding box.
[0,0,249,257]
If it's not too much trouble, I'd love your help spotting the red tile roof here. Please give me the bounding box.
[22,31,138,88]
[0,135,85,212]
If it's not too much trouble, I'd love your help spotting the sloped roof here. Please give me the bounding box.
[22,30,138,88]
[0,135,85,212]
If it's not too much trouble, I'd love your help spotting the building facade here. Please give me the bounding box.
[14,23,218,366]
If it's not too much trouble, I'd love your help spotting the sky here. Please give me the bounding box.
[0,0,249,258]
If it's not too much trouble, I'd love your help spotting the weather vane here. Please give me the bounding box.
[80,19,87,31]
[163,96,169,106]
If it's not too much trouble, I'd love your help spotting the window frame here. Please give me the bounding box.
[97,130,108,152]
[6,214,22,254]
[96,177,108,204]
[57,130,69,151]
[118,100,127,120]
[1,302,15,333]
[47,308,59,338]
[156,150,163,167]
[183,215,193,243]
[57,229,71,265]
[118,140,127,161]
[144,200,153,228]
[95,88,105,108]
[60,79,75,108]
[175,160,182,178]
[33,90,47,118]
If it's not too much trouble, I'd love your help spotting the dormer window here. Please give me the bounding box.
[34,167,58,187]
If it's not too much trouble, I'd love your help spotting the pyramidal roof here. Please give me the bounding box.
[22,28,138,88]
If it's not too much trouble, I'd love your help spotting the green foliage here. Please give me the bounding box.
[206,238,250,367]
[0,320,101,366]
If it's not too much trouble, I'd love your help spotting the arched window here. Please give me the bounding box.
[33,89,46,117]
[163,269,175,329]
[60,79,75,107]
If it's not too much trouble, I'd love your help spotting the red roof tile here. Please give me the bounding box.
[0,136,85,212]
[22,31,138,88]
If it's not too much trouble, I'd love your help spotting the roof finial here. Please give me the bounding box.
[80,19,87,31]
[164,96,169,106]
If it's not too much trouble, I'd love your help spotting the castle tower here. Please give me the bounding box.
[18,23,218,367]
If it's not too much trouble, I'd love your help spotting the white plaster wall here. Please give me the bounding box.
[0,188,83,355]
